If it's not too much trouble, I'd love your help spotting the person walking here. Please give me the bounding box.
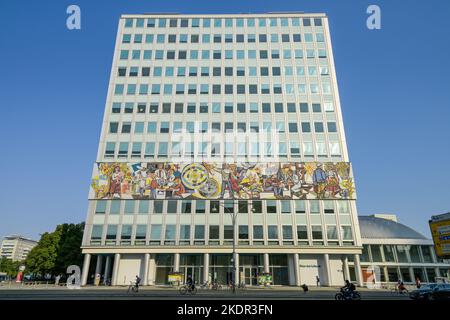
[54,274,61,286]
[316,275,321,287]
[415,277,421,289]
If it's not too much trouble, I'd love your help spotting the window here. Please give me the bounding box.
[95,201,107,214]
[327,226,338,240]
[91,225,103,240]
[311,226,323,240]
[165,225,176,242]
[209,226,220,240]
[253,226,263,240]
[314,122,324,133]
[266,200,277,213]
[341,226,353,240]
[297,226,308,240]
[281,201,291,214]
[121,225,132,240]
[106,225,118,240]
[282,226,293,239]
[239,226,249,240]
[224,226,233,240]
[327,122,337,132]
[180,225,190,241]
[268,226,278,239]
[150,225,162,241]
[195,225,205,240]
[288,123,298,133]
[196,200,206,214]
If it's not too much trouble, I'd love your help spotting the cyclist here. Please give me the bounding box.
[135,275,141,290]
[186,275,195,291]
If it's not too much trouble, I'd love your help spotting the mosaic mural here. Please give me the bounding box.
[90,162,356,200]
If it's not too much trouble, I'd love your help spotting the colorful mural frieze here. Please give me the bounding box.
[90,162,356,200]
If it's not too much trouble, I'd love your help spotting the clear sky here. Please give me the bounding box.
[0,0,449,240]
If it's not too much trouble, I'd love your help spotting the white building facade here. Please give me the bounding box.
[81,13,364,287]
[0,235,37,262]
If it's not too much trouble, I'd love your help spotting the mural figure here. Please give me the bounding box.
[90,162,355,200]
[312,164,327,199]
[108,165,123,199]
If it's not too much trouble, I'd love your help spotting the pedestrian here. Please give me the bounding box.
[415,277,421,289]
[55,274,61,286]
[316,275,320,287]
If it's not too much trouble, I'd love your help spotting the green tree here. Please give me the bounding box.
[0,257,22,277]
[25,222,85,277]
[54,223,85,275]
[25,231,61,276]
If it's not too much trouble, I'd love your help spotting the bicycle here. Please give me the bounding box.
[127,281,139,293]
[179,284,197,295]
[211,281,222,290]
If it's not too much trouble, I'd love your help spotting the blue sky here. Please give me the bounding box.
[0,0,449,240]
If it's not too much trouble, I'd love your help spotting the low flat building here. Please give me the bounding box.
[0,235,38,262]
[352,215,450,285]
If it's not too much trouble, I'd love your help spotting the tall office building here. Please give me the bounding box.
[81,13,364,287]
[0,235,37,261]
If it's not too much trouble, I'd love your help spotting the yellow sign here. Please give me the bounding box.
[430,218,450,258]
[168,273,184,284]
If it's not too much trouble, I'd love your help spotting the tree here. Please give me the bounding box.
[0,257,22,277]
[25,231,60,277]
[54,223,85,275]
[25,222,85,278]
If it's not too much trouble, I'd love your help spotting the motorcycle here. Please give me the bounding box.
[335,288,361,300]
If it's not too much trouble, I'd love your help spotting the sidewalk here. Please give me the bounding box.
[0,282,389,292]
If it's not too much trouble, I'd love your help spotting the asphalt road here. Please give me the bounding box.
[0,287,411,300]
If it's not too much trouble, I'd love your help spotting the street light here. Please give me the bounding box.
[211,200,255,294]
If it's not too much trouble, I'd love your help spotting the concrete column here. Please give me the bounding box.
[293,253,301,286]
[323,254,331,286]
[234,253,239,285]
[81,253,91,286]
[409,267,416,284]
[174,253,180,272]
[94,255,103,286]
[203,253,210,284]
[263,253,270,273]
[111,253,121,286]
[435,267,441,278]
[343,256,350,282]
[103,256,111,285]
[148,254,156,285]
[143,253,150,286]
[354,254,363,287]
[383,266,389,283]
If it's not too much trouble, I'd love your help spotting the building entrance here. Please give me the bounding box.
[240,266,258,286]
[182,266,202,284]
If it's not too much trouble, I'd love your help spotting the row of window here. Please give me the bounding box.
[119,48,327,60]
[114,83,333,95]
[118,65,330,78]
[104,140,342,159]
[109,121,338,134]
[124,17,323,29]
[91,223,353,242]
[110,102,334,114]
[95,199,351,215]
[122,32,324,44]
[361,244,436,264]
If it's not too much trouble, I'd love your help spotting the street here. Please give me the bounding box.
[0,286,411,300]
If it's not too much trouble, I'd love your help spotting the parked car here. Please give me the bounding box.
[409,283,450,300]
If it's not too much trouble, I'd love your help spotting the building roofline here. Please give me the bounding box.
[2,235,38,243]
[120,12,327,19]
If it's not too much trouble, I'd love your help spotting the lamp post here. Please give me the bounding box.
[212,200,255,294]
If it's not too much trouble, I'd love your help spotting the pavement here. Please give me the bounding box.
[0,284,412,300]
